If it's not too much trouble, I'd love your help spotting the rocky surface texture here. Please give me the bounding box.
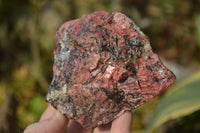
[46,11,176,128]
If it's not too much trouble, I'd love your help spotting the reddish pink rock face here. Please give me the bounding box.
[46,11,176,128]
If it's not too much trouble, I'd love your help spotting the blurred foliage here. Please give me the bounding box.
[195,15,200,48]
[145,71,200,133]
[0,0,200,133]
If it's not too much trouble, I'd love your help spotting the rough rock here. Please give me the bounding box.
[46,11,176,128]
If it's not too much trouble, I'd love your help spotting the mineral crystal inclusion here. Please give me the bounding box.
[46,11,176,128]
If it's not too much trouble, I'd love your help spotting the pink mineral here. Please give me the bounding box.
[46,11,176,128]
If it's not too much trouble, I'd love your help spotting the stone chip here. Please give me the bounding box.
[46,11,176,128]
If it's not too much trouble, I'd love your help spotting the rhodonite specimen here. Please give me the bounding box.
[46,11,176,128]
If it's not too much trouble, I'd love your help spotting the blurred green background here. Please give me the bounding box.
[0,0,200,133]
